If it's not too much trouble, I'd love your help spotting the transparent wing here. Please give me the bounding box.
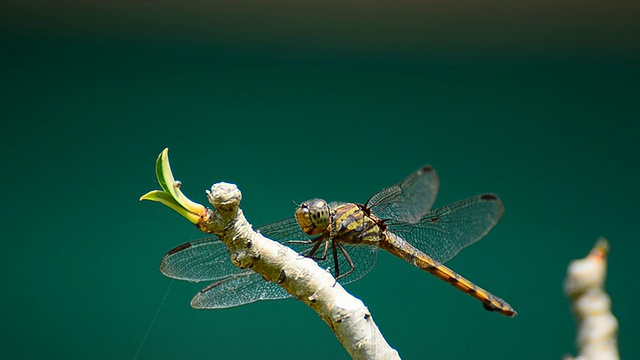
[160,214,376,309]
[366,165,440,224]
[190,270,291,309]
[160,236,239,282]
[257,216,310,243]
[389,194,504,264]
[159,217,309,283]
[159,218,303,308]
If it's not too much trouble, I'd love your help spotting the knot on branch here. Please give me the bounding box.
[564,239,608,299]
[207,182,242,213]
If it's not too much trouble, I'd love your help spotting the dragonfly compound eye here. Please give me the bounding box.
[295,198,330,235]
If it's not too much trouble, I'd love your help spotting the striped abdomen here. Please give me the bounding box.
[380,232,517,317]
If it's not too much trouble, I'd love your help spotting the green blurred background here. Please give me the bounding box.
[1,1,638,359]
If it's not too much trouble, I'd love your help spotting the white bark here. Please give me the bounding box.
[564,237,619,360]
[202,182,400,360]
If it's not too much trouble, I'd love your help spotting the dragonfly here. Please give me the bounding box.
[160,165,517,317]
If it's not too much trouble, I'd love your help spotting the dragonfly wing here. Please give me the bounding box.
[160,236,242,282]
[366,165,440,224]
[336,244,379,285]
[160,217,308,282]
[389,193,504,264]
[257,216,310,243]
[191,270,291,309]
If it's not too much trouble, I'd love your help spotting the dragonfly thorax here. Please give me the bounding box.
[295,198,330,235]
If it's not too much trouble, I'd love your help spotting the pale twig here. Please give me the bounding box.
[141,149,399,359]
[200,182,400,360]
[564,237,619,360]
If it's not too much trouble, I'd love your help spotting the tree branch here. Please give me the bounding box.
[141,149,400,359]
[564,237,619,360]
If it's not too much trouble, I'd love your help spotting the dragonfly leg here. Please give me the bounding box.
[333,241,355,282]
[301,234,331,261]
[284,232,326,245]
[331,240,340,280]
[308,236,330,261]
[317,236,331,260]
[284,239,317,245]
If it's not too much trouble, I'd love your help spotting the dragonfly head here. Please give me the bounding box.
[295,198,330,236]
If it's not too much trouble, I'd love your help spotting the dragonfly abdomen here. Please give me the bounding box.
[381,233,517,317]
[428,263,516,317]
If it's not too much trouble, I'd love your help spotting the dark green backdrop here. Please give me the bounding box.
[2,2,638,359]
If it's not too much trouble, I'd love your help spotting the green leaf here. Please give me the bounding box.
[155,149,172,193]
[140,148,207,225]
[139,190,200,224]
